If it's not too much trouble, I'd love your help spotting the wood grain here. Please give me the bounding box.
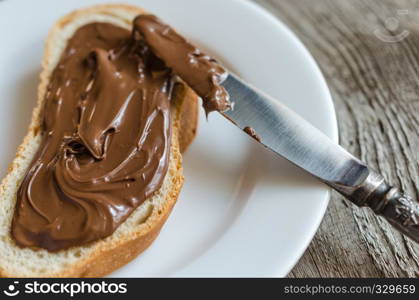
[252,0,419,277]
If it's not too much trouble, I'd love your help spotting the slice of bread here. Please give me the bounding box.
[0,4,198,277]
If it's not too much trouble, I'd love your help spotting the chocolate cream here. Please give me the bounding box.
[134,15,230,114]
[12,15,230,251]
[243,127,261,142]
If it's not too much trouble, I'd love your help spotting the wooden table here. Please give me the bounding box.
[252,0,419,277]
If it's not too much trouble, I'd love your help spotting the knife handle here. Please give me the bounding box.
[331,171,419,243]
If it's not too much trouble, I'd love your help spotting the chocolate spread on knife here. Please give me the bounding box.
[12,15,229,251]
[133,15,230,114]
[243,127,261,142]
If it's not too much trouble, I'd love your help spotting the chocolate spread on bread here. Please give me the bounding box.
[12,15,229,251]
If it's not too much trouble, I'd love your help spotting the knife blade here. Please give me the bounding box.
[221,73,419,242]
[222,73,368,186]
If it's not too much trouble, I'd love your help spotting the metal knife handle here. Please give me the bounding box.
[329,171,419,242]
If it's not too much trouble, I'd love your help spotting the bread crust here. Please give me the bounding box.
[0,4,198,277]
[176,84,199,153]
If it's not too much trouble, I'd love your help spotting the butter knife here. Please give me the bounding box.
[221,73,419,242]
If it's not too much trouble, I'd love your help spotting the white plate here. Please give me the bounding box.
[0,0,338,277]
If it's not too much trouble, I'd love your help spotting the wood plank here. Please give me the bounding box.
[253,0,419,277]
